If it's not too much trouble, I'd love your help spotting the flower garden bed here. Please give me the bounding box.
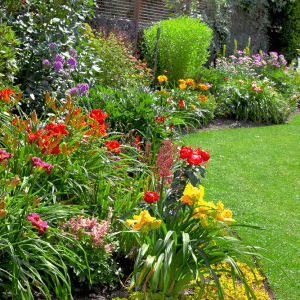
[1,2,300,299]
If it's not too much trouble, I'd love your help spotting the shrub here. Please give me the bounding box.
[0,22,20,85]
[79,23,152,89]
[142,16,213,83]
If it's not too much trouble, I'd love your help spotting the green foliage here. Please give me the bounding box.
[268,0,300,61]
[79,23,152,89]
[1,0,96,104]
[0,22,20,85]
[143,16,213,83]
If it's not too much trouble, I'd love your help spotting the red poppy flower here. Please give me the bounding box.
[143,191,160,204]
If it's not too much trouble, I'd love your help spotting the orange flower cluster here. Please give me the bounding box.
[0,88,15,103]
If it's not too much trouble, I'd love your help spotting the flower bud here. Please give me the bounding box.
[0,210,8,218]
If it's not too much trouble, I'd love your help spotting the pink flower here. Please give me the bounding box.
[27,213,48,234]
[163,70,167,73]
[32,157,54,174]
[0,149,11,162]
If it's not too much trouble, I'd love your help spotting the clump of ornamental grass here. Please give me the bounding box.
[143,16,212,82]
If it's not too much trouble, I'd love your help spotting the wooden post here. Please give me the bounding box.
[133,0,141,53]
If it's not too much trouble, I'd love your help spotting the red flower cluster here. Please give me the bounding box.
[27,213,48,234]
[143,191,160,204]
[179,146,210,166]
[0,88,15,102]
[0,149,11,162]
[135,135,141,150]
[179,98,184,108]
[154,116,165,123]
[105,140,120,154]
[32,157,54,174]
[28,122,69,155]
[89,109,109,125]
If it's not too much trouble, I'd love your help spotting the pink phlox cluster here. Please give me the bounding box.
[58,211,115,252]
[32,157,54,174]
[27,213,48,234]
[155,140,178,184]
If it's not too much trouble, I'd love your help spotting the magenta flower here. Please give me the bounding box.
[32,157,54,174]
[27,213,48,234]
[0,149,11,162]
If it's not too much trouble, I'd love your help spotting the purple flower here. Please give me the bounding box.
[42,60,50,65]
[53,61,63,72]
[69,87,78,95]
[76,83,89,96]
[68,57,77,68]
[69,49,77,56]
[54,54,64,63]
[48,43,56,50]
[42,80,48,85]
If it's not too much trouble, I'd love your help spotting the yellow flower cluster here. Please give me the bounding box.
[180,184,235,225]
[126,210,162,232]
[185,78,195,85]
[196,261,270,300]
[190,104,196,111]
[178,78,196,90]
[198,94,207,102]
[157,75,168,82]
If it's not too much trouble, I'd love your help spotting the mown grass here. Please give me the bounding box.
[182,114,300,300]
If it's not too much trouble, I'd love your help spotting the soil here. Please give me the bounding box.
[180,107,300,135]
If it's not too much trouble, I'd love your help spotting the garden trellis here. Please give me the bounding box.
[89,0,269,58]
[91,0,208,51]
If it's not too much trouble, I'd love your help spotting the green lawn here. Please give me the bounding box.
[183,114,300,300]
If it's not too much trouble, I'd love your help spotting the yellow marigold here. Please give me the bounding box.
[191,104,196,111]
[179,83,187,91]
[157,75,168,82]
[198,94,207,102]
[178,79,186,84]
[199,84,208,91]
[185,78,195,85]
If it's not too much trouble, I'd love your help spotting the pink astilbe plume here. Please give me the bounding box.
[58,209,115,252]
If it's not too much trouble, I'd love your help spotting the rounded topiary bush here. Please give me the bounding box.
[142,16,213,83]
